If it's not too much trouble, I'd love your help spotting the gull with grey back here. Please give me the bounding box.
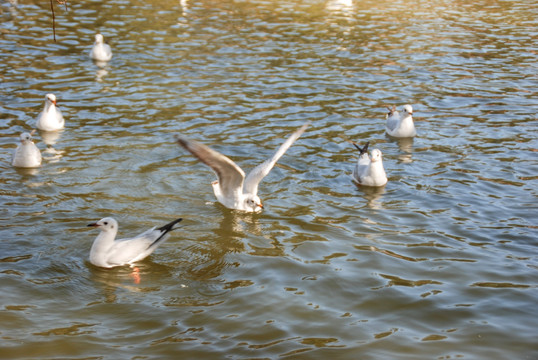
[385,104,416,138]
[87,217,182,268]
[352,142,388,187]
[176,123,309,213]
[36,93,64,131]
[12,131,42,168]
[90,33,113,62]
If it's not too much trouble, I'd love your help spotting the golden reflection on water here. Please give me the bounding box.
[0,0,536,359]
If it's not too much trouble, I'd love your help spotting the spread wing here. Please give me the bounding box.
[243,122,309,196]
[176,136,245,201]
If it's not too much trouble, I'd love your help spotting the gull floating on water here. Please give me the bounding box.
[176,123,309,213]
[385,104,416,138]
[87,217,182,268]
[352,142,388,187]
[12,131,42,168]
[90,33,113,62]
[36,93,64,131]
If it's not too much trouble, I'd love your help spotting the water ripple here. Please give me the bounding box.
[0,0,537,359]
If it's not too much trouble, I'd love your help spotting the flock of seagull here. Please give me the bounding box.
[10,34,416,269]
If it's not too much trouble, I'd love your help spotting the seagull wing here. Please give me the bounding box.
[177,136,245,201]
[244,122,309,196]
[106,231,157,266]
[386,109,400,132]
[354,156,370,182]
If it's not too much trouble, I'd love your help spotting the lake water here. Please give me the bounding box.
[1,0,537,358]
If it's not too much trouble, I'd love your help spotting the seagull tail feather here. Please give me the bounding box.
[148,218,183,249]
[352,141,370,155]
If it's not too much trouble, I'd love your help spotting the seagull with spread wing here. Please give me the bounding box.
[176,123,309,213]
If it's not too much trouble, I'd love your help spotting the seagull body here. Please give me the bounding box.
[12,132,42,168]
[36,94,64,131]
[87,217,182,268]
[90,34,113,62]
[385,104,416,138]
[352,143,387,187]
[176,123,309,213]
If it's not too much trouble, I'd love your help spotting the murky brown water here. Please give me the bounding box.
[1,0,537,358]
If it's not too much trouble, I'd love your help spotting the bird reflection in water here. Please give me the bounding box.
[326,0,353,13]
[353,182,387,210]
[94,63,109,82]
[393,137,415,164]
[183,206,261,282]
[216,205,263,242]
[14,167,40,177]
[89,260,175,297]
[39,129,65,163]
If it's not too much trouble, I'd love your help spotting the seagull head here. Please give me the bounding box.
[45,93,57,106]
[19,132,34,144]
[88,217,118,232]
[403,104,413,116]
[245,196,263,213]
[95,33,105,44]
[370,149,383,163]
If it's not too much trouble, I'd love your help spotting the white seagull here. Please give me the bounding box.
[87,217,182,268]
[12,131,42,168]
[385,104,416,138]
[90,33,113,62]
[352,142,388,187]
[36,93,64,131]
[176,123,309,213]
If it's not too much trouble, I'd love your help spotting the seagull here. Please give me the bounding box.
[87,217,182,268]
[385,104,416,138]
[90,33,113,62]
[352,142,388,187]
[12,131,42,168]
[176,123,309,213]
[36,93,64,131]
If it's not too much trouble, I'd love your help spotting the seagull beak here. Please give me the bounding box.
[87,222,100,227]
[52,99,57,105]
[258,203,264,209]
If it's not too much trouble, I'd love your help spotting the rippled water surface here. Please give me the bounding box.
[1,0,537,358]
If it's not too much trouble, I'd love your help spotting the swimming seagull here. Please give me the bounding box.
[385,104,416,138]
[36,93,64,131]
[352,142,388,187]
[12,131,42,168]
[90,33,113,62]
[87,217,183,268]
[176,123,309,213]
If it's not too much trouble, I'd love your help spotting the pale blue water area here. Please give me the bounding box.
[0,0,537,358]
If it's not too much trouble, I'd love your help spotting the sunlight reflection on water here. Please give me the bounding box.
[0,0,537,359]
